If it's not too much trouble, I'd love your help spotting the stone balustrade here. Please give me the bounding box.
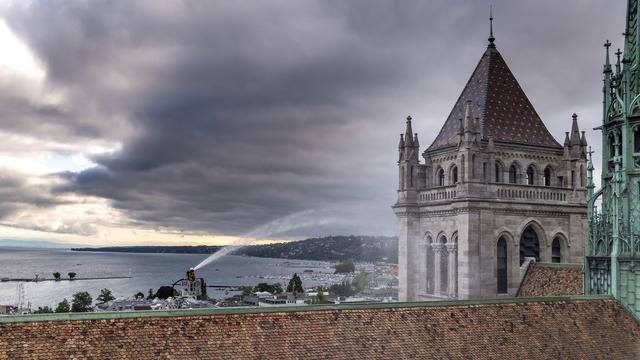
[418,186,457,202]
[418,183,576,204]
[494,183,571,202]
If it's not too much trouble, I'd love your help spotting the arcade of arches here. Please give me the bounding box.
[424,224,569,297]
[424,234,458,298]
[495,225,568,294]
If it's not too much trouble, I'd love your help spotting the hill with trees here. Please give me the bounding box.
[72,235,398,263]
[236,235,397,263]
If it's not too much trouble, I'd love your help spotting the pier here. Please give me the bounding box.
[0,276,132,283]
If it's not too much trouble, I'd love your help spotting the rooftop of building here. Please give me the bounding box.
[427,35,562,151]
[1,295,638,359]
[517,262,584,297]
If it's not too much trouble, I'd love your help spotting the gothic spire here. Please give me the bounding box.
[463,100,473,132]
[488,5,496,49]
[404,116,414,147]
[570,113,581,146]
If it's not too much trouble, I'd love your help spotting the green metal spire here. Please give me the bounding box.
[586,0,640,319]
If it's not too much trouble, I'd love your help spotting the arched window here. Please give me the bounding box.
[437,168,445,186]
[426,235,434,293]
[497,237,508,294]
[520,226,540,265]
[543,167,551,187]
[495,162,503,183]
[526,166,534,185]
[635,127,640,153]
[451,166,458,184]
[580,165,585,187]
[509,164,518,184]
[440,236,448,294]
[552,237,562,263]
[410,166,414,187]
[471,154,476,178]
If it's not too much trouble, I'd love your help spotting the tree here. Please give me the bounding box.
[155,286,177,300]
[147,288,154,300]
[254,283,283,294]
[68,272,77,280]
[240,286,253,299]
[134,292,145,300]
[286,273,304,294]
[70,291,93,312]
[34,306,53,314]
[52,272,61,281]
[55,299,70,313]
[334,261,356,274]
[329,281,355,297]
[96,288,115,304]
[352,271,367,292]
[311,286,327,304]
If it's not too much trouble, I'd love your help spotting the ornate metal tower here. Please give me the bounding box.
[586,0,640,317]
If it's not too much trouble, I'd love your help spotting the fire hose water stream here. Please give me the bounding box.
[193,209,339,271]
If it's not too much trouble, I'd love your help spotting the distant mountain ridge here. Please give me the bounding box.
[71,235,398,263]
[0,239,83,248]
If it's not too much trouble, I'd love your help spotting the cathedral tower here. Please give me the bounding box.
[393,17,587,301]
[586,0,640,318]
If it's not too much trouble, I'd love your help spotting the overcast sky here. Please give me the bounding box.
[0,1,628,245]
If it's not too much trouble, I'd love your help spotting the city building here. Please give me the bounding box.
[393,19,588,301]
[586,0,640,318]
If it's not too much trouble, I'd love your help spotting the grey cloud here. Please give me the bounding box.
[0,169,67,219]
[1,1,627,239]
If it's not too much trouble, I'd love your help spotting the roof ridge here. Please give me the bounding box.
[0,295,615,324]
[427,49,492,151]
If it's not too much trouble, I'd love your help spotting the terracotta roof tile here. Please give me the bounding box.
[0,297,638,359]
[517,263,584,297]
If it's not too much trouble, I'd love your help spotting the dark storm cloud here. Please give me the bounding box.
[0,169,66,218]
[0,1,628,239]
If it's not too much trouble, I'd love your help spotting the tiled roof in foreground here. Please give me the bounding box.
[517,262,584,297]
[1,296,638,359]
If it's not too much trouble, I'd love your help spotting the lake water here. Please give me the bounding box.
[0,248,339,308]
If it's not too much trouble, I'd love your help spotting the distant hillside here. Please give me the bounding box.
[72,235,398,263]
[236,235,398,263]
[0,239,82,248]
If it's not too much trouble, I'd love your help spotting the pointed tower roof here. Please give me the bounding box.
[427,37,561,151]
[569,113,581,146]
[404,116,414,147]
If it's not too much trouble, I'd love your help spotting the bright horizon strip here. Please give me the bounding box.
[0,224,289,247]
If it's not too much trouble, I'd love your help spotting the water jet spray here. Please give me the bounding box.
[192,209,339,270]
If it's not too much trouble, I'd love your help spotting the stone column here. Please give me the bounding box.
[446,244,458,298]
[431,243,444,296]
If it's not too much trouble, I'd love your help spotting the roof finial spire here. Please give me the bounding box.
[604,40,612,73]
[488,5,496,48]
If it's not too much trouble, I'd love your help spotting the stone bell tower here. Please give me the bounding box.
[393,15,588,301]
